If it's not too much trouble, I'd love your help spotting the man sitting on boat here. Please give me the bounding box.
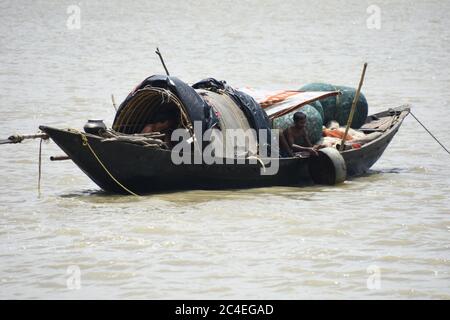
[279,112,323,157]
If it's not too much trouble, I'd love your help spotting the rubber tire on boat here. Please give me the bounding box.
[308,147,347,185]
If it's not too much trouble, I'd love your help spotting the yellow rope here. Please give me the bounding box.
[79,133,140,197]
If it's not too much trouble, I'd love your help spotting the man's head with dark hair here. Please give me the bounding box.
[142,106,180,134]
[152,106,179,123]
[293,111,307,129]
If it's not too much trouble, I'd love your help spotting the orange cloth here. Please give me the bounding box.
[322,128,353,140]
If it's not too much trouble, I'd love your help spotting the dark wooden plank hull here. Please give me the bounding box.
[39,106,409,194]
[341,107,409,176]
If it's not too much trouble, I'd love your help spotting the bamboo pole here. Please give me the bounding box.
[111,94,117,111]
[155,47,170,76]
[339,63,368,152]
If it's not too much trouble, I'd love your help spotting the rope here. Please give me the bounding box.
[247,155,266,173]
[10,135,25,143]
[410,111,450,156]
[6,133,48,144]
[78,132,141,196]
[38,138,43,196]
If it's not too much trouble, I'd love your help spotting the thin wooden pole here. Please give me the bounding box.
[155,47,170,76]
[339,63,368,152]
[111,94,117,111]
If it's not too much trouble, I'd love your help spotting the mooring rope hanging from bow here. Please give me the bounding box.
[410,111,450,156]
[38,138,43,196]
[32,130,140,196]
[77,131,141,197]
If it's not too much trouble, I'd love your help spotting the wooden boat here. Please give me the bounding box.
[39,106,410,194]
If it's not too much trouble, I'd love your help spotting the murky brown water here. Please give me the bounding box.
[0,0,449,299]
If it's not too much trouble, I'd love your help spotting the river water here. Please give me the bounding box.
[0,0,449,299]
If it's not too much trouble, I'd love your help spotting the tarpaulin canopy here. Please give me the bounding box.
[238,88,340,119]
[113,75,219,134]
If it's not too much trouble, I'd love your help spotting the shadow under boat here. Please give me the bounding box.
[39,106,410,194]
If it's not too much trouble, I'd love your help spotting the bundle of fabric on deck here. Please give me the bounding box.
[319,121,383,149]
[100,129,167,148]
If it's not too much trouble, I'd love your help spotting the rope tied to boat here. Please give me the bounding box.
[247,155,266,173]
[410,111,450,156]
[1,132,48,145]
[76,131,141,197]
[9,134,25,143]
[38,138,43,197]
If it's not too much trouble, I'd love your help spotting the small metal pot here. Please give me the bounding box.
[83,120,106,135]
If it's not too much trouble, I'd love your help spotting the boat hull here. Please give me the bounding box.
[40,127,311,193]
